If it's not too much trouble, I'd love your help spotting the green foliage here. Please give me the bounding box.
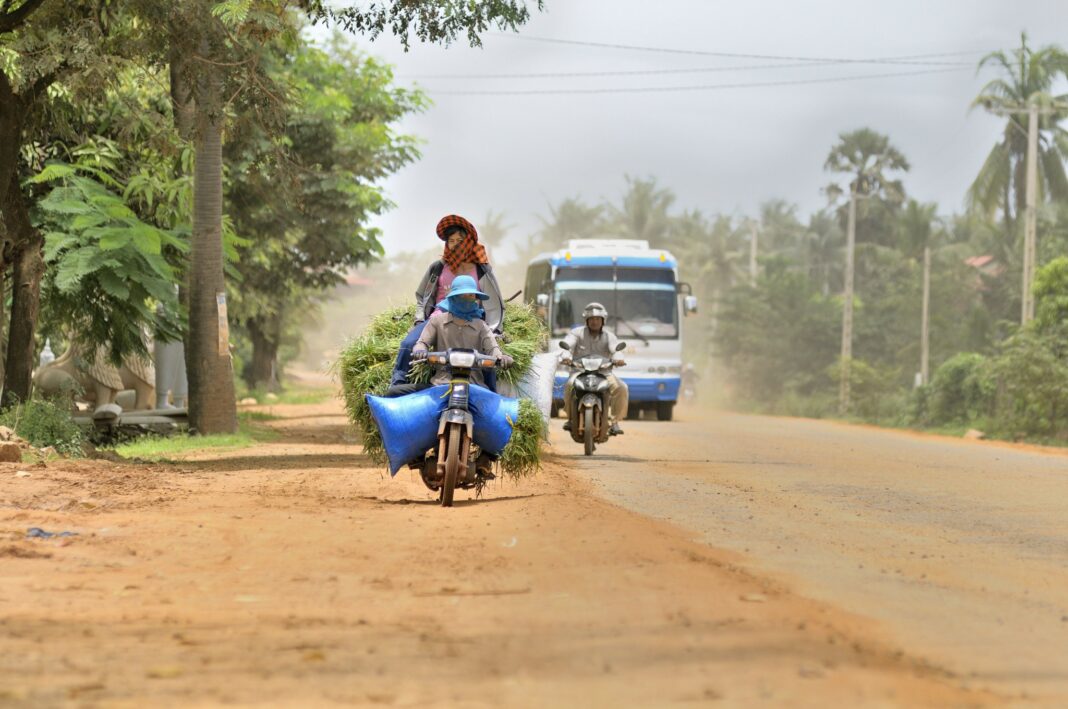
[226,33,427,386]
[827,358,904,422]
[1033,256,1068,333]
[498,397,544,478]
[112,413,278,461]
[308,1,544,49]
[986,328,1068,439]
[926,353,993,425]
[970,33,1068,222]
[34,162,183,361]
[336,302,548,476]
[0,398,85,457]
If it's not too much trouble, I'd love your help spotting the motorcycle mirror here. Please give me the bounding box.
[615,342,627,351]
[559,341,571,350]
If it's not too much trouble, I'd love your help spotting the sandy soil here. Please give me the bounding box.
[0,401,1004,707]
[565,405,1068,706]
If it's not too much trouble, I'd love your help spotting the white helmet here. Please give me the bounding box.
[582,302,608,322]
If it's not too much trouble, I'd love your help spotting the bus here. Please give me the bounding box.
[524,239,697,421]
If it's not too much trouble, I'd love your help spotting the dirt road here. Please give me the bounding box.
[567,406,1068,704]
[0,400,1036,706]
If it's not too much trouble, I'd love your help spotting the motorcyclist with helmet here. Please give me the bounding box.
[560,302,629,436]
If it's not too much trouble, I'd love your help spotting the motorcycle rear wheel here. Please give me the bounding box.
[583,407,595,456]
[441,425,462,507]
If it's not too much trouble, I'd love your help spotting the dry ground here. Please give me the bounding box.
[0,401,1007,707]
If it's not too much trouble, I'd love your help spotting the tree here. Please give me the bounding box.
[897,200,939,385]
[227,36,425,390]
[147,0,543,433]
[824,128,909,414]
[479,209,513,250]
[608,175,675,243]
[0,0,129,405]
[969,34,1068,231]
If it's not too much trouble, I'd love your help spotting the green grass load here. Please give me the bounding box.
[336,302,548,479]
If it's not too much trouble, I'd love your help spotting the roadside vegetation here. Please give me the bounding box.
[437,34,1068,445]
[112,412,279,462]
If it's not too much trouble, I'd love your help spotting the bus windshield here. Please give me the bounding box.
[552,280,678,338]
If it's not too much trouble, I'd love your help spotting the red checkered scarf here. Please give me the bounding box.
[436,215,488,271]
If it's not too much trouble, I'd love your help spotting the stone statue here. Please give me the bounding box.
[34,342,156,412]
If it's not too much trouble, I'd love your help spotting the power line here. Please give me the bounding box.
[493,33,987,66]
[427,67,969,96]
[401,57,971,81]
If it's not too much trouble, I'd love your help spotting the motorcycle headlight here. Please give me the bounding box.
[581,356,601,371]
[448,351,476,368]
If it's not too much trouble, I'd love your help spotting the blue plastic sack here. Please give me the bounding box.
[366,384,519,476]
[467,383,519,456]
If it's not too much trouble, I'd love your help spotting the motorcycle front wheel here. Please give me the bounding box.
[583,407,595,456]
[441,425,462,507]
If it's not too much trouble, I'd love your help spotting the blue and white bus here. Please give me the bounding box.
[524,239,697,421]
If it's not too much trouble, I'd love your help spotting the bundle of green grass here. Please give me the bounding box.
[336,302,548,479]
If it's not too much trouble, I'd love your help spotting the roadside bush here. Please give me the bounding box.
[826,358,902,422]
[0,397,85,456]
[927,353,993,425]
[986,329,1068,440]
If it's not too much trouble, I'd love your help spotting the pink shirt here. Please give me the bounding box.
[433,263,477,314]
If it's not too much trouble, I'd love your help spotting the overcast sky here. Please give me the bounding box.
[311,0,1068,261]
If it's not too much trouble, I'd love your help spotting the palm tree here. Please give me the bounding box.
[969,33,1068,231]
[608,176,675,243]
[479,209,513,250]
[803,210,844,297]
[824,128,910,414]
[898,200,939,385]
[185,20,237,434]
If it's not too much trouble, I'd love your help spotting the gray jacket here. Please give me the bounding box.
[414,260,505,333]
[563,326,622,360]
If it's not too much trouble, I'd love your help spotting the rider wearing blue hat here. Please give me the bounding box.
[384,275,513,398]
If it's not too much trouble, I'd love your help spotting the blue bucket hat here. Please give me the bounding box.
[445,275,489,301]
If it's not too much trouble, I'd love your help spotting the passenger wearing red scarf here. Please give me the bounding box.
[390,215,505,390]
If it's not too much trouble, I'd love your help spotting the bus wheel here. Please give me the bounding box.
[656,402,674,421]
[550,402,560,418]
[626,404,640,420]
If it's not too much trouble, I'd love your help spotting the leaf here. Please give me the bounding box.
[97,270,131,300]
[53,247,101,292]
[28,163,76,184]
[43,232,80,262]
[97,228,134,251]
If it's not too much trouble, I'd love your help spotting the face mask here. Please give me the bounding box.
[448,297,484,321]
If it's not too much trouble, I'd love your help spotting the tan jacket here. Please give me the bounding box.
[413,311,503,386]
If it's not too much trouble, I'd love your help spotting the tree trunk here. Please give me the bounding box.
[920,244,931,387]
[1,180,44,407]
[244,313,282,392]
[184,41,237,434]
[838,187,857,416]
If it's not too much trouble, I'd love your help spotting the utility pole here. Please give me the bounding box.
[748,220,759,285]
[838,183,857,415]
[990,100,1068,324]
[1022,102,1039,324]
[920,242,931,386]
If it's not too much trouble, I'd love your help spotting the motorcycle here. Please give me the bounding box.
[414,348,501,507]
[559,340,627,456]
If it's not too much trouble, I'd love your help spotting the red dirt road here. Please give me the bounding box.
[0,401,1008,706]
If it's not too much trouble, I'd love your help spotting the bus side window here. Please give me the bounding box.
[555,297,573,330]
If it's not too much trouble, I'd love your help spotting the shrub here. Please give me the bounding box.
[927,353,993,425]
[0,397,85,457]
[987,328,1068,440]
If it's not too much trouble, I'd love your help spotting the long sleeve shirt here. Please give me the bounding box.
[562,326,621,360]
[413,311,503,386]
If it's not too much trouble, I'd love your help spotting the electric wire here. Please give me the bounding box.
[401,58,967,81]
[493,32,987,66]
[427,67,970,96]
